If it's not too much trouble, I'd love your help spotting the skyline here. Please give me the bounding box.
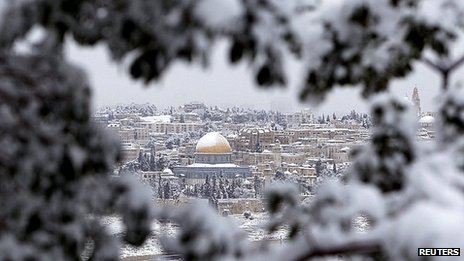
[67,40,445,115]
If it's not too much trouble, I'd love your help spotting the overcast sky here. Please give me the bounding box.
[66,40,446,116]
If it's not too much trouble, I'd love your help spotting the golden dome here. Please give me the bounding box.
[196,132,232,154]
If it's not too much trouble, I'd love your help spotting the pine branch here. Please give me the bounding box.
[294,240,382,261]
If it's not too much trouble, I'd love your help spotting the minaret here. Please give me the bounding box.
[412,86,421,116]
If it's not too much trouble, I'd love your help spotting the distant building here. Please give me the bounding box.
[139,115,201,133]
[419,115,435,129]
[236,127,275,152]
[403,86,422,117]
[121,143,141,163]
[173,132,251,184]
[286,109,314,127]
[183,102,206,113]
[412,86,421,116]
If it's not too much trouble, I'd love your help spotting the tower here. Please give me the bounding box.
[412,86,421,116]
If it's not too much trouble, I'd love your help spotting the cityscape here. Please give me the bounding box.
[91,87,438,259]
[4,2,464,261]
[94,87,433,209]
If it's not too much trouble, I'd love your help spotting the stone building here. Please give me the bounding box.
[419,115,435,129]
[173,132,251,184]
[412,86,421,116]
[236,127,275,152]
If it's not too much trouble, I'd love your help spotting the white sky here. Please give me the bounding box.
[66,40,447,116]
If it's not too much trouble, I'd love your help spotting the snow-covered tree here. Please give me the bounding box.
[4,0,464,260]
[0,54,152,259]
[136,152,150,171]
[253,175,264,198]
[119,160,142,174]
[350,95,416,193]
[274,171,311,195]
[163,180,171,199]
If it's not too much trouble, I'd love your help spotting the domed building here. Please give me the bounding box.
[419,115,435,129]
[195,132,233,164]
[173,132,251,184]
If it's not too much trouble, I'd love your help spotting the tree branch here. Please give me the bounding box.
[448,53,464,72]
[295,240,382,261]
[420,53,464,73]
[420,57,451,90]
[420,57,444,72]
[420,53,464,90]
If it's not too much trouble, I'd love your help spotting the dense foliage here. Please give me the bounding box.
[0,54,152,259]
[4,1,463,100]
[2,0,464,260]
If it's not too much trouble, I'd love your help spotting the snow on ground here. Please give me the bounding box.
[104,210,369,258]
[103,216,176,258]
[104,213,289,258]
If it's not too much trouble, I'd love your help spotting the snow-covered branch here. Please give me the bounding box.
[294,240,381,261]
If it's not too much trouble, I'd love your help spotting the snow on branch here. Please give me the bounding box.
[0,53,153,259]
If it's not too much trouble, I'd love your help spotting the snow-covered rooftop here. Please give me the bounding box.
[187,163,240,168]
[163,168,173,174]
[419,115,435,124]
[140,115,171,123]
[341,147,351,152]
[196,132,232,154]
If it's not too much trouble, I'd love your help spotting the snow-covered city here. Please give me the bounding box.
[2,1,464,261]
[94,87,434,259]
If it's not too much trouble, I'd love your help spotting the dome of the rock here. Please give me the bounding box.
[195,132,232,154]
